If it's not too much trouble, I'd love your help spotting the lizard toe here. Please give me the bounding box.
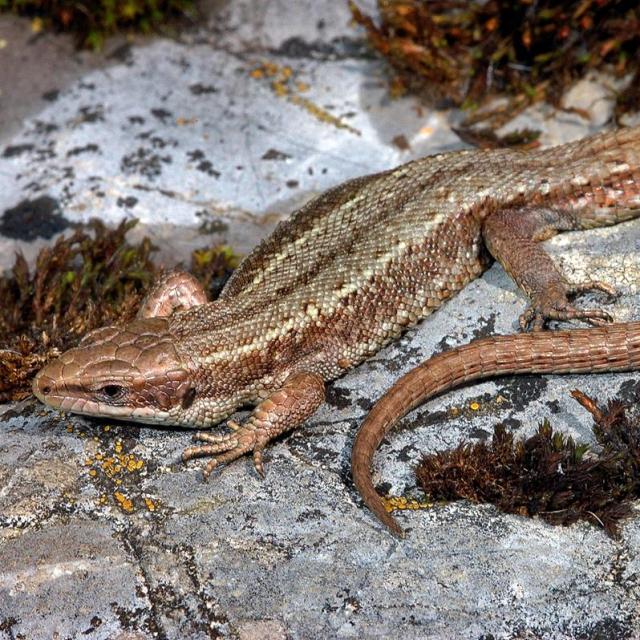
[519,307,542,332]
[520,303,613,331]
[182,438,239,462]
[253,448,266,478]
[520,281,615,331]
[182,422,272,478]
[566,280,619,301]
[191,429,236,444]
[547,305,613,326]
[203,445,253,478]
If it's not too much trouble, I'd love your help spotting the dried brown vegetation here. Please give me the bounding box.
[351,1,640,131]
[0,220,238,402]
[0,0,195,49]
[417,390,640,537]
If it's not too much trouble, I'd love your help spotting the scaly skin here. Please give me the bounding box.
[33,126,640,533]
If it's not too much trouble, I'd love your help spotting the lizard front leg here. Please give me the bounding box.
[137,270,208,318]
[483,206,617,331]
[75,270,208,347]
[182,371,325,478]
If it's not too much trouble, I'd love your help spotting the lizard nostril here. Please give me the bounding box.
[41,386,51,395]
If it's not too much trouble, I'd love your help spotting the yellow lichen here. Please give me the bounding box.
[383,495,433,513]
[114,491,134,513]
[249,60,361,136]
[271,80,289,97]
[175,116,198,126]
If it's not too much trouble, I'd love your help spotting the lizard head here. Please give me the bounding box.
[33,318,196,425]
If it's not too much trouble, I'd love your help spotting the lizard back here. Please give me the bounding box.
[221,127,640,310]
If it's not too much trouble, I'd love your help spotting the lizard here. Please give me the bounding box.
[32,125,640,535]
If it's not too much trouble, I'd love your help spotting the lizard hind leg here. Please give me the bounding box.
[137,270,208,319]
[181,371,325,478]
[482,206,621,331]
[518,280,618,331]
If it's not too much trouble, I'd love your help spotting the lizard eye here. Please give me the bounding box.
[98,384,127,401]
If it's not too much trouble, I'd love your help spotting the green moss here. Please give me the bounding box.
[0,0,195,49]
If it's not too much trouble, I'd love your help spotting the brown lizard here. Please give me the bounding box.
[32,126,640,535]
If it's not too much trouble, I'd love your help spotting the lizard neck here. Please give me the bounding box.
[167,298,298,426]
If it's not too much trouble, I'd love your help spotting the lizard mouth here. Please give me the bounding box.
[32,366,171,424]
[32,369,104,414]
[33,377,172,424]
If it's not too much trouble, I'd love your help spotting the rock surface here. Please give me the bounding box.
[1,2,640,638]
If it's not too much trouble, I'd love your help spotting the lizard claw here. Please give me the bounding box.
[181,420,271,479]
[180,372,325,481]
[519,280,617,332]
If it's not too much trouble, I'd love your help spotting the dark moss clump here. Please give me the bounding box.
[189,246,240,301]
[0,219,239,401]
[416,390,640,537]
[351,1,640,130]
[0,219,157,401]
[0,0,195,49]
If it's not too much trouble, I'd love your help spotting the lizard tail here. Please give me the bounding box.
[352,321,640,537]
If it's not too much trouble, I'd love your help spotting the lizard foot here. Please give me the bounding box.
[181,371,325,479]
[519,280,618,331]
[182,419,271,478]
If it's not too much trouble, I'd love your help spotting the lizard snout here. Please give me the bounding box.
[32,359,63,407]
